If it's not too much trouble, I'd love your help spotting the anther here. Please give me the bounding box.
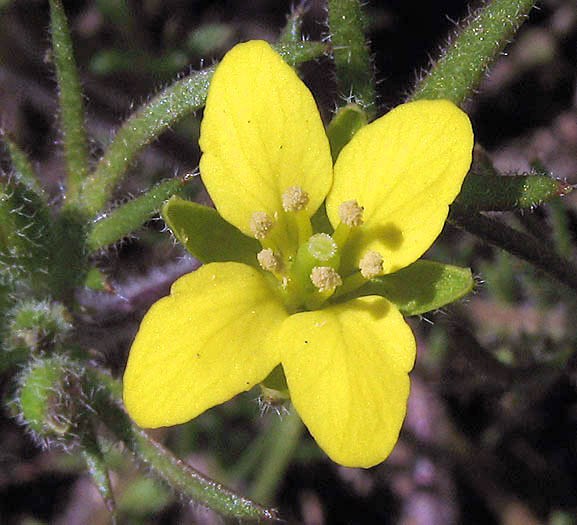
[282,186,309,212]
[250,212,274,239]
[310,266,343,292]
[338,200,364,227]
[257,248,282,273]
[359,251,384,279]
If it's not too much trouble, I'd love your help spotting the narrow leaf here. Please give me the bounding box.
[327,0,376,117]
[80,426,116,515]
[161,197,260,267]
[86,177,186,253]
[410,0,537,104]
[1,132,45,200]
[455,172,572,211]
[81,41,326,218]
[341,260,474,316]
[86,368,280,521]
[49,0,90,204]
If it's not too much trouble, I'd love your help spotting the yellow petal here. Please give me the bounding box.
[123,262,288,428]
[327,100,473,274]
[199,41,333,253]
[278,297,415,468]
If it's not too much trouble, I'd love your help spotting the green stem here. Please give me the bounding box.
[449,207,577,294]
[49,0,90,205]
[249,407,304,504]
[327,0,376,117]
[86,369,280,521]
[80,41,326,218]
[86,177,185,253]
[410,0,537,104]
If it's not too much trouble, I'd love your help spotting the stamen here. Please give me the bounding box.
[282,186,309,212]
[338,200,364,227]
[333,200,364,249]
[250,212,274,240]
[359,251,384,279]
[282,186,312,244]
[310,266,342,292]
[257,248,282,273]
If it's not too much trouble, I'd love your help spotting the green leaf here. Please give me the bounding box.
[327,0,376,117]
[326,103,368,162]
[410,0,537,104]
[162,197,260,266]
[80,426,116,515]
[1,132,45,200]
[49,0,90,205]
[455,172,572,212]
[346,260,474,316]
[86,177,186,253]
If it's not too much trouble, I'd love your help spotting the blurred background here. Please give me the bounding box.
[1,0,577,523]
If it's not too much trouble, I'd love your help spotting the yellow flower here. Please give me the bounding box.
[123,41,473,468]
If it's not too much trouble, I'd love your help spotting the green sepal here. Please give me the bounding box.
[7,300,72,355]
[17,356,79,439]
[260,364,290,404]
[161,196,260,266]
[342,260,474,316]
[326,103,368,162]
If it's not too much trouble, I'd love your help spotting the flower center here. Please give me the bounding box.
[252,187,384,311]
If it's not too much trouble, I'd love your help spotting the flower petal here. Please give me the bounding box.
[199,41,333,251]
[123,262,288,428]
[326,100,473,274]
[278,297,415,468]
